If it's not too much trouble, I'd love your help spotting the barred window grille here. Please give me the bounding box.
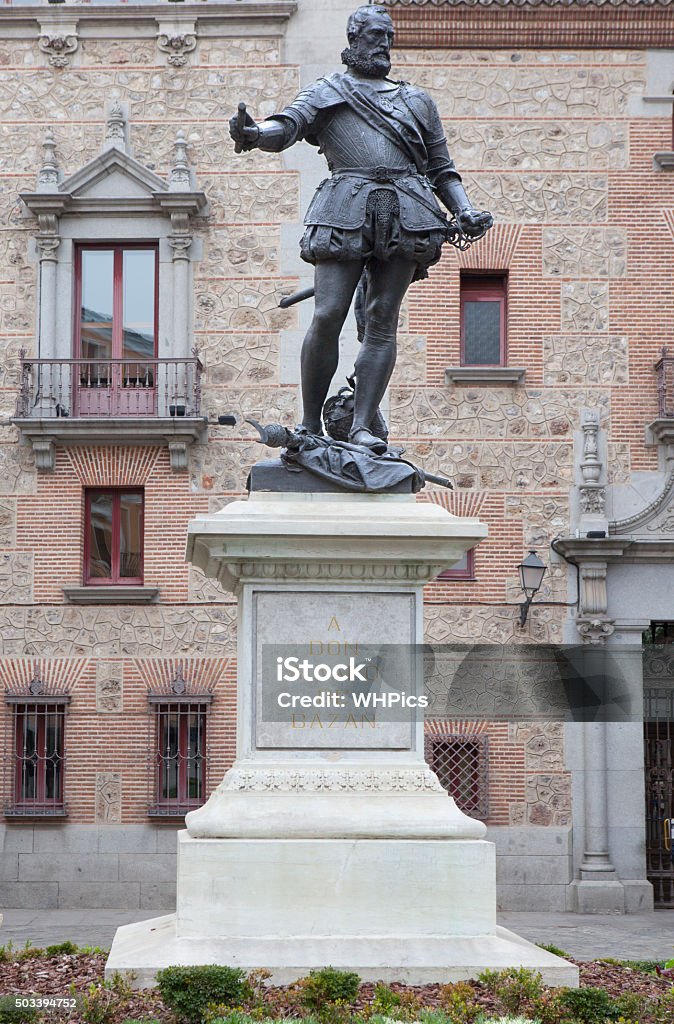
[7,701,68,816]
[425,733,488,818]
[148,699,210,817]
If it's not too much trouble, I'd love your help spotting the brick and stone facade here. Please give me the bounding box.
[0,0,672,914]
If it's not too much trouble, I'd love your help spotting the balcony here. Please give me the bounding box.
[13,354,207,472]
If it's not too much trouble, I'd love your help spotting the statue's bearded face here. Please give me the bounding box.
[342,14,394,79]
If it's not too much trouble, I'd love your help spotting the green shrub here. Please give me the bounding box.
[556,986,619,1024]
[438,981,481,1023]
[417,1011,455,1024]
[79,975,133,1024]
[157,965,251,1024]
[477,968,544,1016]
[300,968,361,1011]
[536,943,569,959]
[478,1017,542,1024]
[479,1017,542,1024]
[0,996,41,1024]
[618,959,664,974]
[45,941,79,957]
[203,1013,265,1024]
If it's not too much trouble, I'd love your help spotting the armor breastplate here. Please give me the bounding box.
[317,91,412,172]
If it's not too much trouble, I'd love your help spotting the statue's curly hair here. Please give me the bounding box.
[346,5,394,44]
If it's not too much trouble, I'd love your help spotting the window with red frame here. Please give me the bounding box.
[75,245,158,364]
[439,547,475,581]
[460,273,507,366]
[151,701,208,816]
[85,489,144,585]
[9,702,67,816]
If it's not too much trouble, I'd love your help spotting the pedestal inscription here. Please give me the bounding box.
[254,590,415,750]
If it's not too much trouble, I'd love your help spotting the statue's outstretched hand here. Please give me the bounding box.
[458,209,493,239]
[229,107,260,152]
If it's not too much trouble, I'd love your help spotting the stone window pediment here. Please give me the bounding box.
[14,102,208,472]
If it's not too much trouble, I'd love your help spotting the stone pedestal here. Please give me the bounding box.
[106,492,577,987]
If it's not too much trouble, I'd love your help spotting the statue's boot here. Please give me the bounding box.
[349,426,387,454]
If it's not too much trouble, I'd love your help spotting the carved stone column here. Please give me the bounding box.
[36,217,61,362]
[578,409,608,536]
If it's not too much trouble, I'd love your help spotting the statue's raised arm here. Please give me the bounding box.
[229,4,493,455]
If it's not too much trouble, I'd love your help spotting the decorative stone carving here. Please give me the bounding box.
[445,121,628,172]
[580,409,602,484]
[36,129,60,194]
[543,335,627,385]
[579,563,608,616]
[31,439,55,474]
[103,99,128,152]
[612,467,674,537]
[542,227,627,278]
[576,617,615,645]
[38,31,79,69]
[157,32,197,69]
[168,235,193,266]
[561,282,609,332]
[223,766,445,794]
[96,663,123,713]
[388,387,609,439]
[95,772,122,823]
[0,500,16,548]
[397,64,645,119]
[169,129,193,191]
[579,487,605,515]
[234,561,437,582]
[464,172,607,223]
[0,553,33,603]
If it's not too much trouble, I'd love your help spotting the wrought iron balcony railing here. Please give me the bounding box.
[16,353,203,421]
[656,349,674,419]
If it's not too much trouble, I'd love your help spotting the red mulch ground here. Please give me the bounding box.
[1,953,673,1023]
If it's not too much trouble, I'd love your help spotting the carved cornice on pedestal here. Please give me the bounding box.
[187,494,488,595]
[223,765,445,794]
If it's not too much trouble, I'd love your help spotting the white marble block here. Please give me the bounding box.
[106,492,577,987]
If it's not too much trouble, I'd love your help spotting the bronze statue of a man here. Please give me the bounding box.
[230,4,492,453]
